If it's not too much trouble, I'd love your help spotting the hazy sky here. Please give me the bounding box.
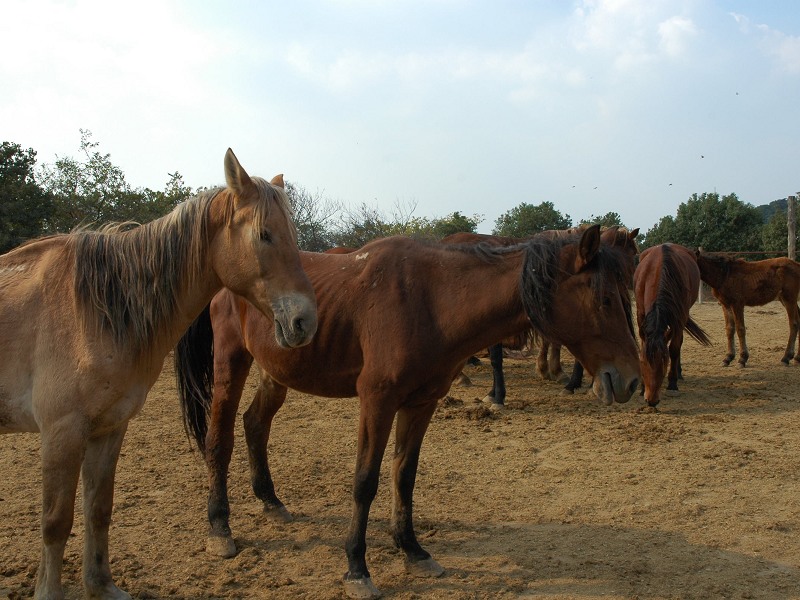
[2,0,799,233]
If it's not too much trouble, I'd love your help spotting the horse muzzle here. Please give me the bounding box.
[271,294,318,348]
[592,366,639,406]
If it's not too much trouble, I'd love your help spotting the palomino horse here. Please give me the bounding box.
[695,250,800,366]
[634,244,711,406]
[443,226,639,405]
[174,226,641,599]
[0,150,317,600]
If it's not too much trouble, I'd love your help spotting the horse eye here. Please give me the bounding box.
[259,229,273,243]
[602,295,612,307]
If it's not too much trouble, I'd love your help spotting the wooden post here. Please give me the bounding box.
[789,195,797,260]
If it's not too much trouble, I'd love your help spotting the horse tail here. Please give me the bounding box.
[685,316,712,346]
[174,303,215,453]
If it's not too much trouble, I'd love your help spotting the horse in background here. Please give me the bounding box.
[174,226,640,599]
[634,244,711,406]
[0,150,317,600]
[695,250,800,366]
[443,226,639,405]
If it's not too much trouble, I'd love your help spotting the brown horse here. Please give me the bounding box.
[0,150,317,600]
[634,244,711,406]
[174,226,640,599]
[442,226,639,404]
[695,250,800,366]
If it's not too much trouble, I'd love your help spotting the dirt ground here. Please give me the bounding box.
[2,300,800,599]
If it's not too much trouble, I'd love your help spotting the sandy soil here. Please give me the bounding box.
[2,300,800,600]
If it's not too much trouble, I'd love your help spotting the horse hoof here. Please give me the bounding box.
[264,504,294,523]
[560,387,575,396]
[453,373,472,387]
[207,535,237,558]
[481,394,496,405]
[487,401,505,412]
[343,576,382,599]
[405,557,445,578]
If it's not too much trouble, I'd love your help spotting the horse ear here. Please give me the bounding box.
[695,247,703,258]
[578,224,601,266]
[270,174,285,189]
[629,228,639,239]
[224,148,254,198]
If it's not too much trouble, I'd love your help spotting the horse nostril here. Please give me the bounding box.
[293,317,304,334]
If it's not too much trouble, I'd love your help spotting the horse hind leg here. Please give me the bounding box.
[205,349,253,558]
[548,344,569,384]
[778,297,800,364]
[732,306,749,367]
[666,330,684,393]
[243,376,292,522]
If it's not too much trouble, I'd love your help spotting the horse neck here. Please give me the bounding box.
[431,248,529,353]
[73,193,224,363]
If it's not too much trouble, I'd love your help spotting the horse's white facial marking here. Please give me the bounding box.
[355,252,369,261]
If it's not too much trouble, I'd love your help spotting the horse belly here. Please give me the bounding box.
[0,389,39,433]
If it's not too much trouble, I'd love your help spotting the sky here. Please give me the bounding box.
[2,0,799,234]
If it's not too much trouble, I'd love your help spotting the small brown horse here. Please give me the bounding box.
[0,150,317,600]
[443,226,639,404]
[695,250,800,366]
[634,244,711,406]
[175,227,640,599]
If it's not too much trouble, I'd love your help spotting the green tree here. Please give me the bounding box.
[762,209,798,255]
[492,201,572,237]
[427,211,482,238]
[579,211,625,228]
[38,130,190,231]
[331,202,394,249]
[641,192,763,252]
[0,142,53,253]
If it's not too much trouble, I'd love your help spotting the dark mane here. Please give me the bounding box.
[518,233,634,337]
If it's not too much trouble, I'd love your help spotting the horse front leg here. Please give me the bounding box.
[483,343,505,407]
[243,376,291,522]
[391,401,443,578]
[205,349,252,558]
[81,424,132,600]
[563,362,584,394]
[721,306,737,366]
[343,400,395,600]
[35,421,86,600]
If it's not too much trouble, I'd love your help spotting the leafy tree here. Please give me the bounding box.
[579,211,626,228]
[762,209,798,255]
[286,182,341,252]
[0,142,53,253]
[427,211,482,238]
[38,130,191,231]
[331,202,395,249]
[492,201,572,237]
[641,192,763,252]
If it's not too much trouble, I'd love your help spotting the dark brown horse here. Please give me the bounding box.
[634,244,711,406]
[442,226,639,404]
[695,250,800,366]
[175,228,640,599]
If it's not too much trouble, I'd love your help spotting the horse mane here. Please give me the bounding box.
[643,245,711,365]
[70,177,294,355]
[518,234,635,339]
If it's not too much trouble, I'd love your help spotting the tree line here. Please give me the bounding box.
[1,131,794,256]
